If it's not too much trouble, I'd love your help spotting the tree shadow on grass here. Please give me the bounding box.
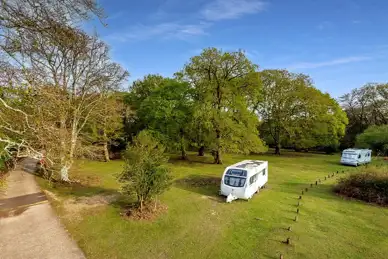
[50,181,119,197]
[168,154,215,165]
[174,174,225,203]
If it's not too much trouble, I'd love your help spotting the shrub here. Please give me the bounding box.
[356,125,388,156]
[118,130,172,213]
[334,166,388,205]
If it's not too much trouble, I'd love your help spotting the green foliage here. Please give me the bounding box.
[335,166,388,205]
[256,69,348,154]
[340,83,388,148]
[181,48,266,163]
[356,125,388,155]
[81,93,127,161]
[135,78,193,159]
[118,131,172,211]
[124,74,169,140]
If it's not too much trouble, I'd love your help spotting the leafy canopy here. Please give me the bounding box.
[180,47,266,163]
[256,69,348,154]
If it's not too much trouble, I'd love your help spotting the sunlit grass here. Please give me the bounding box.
[38,151,388,259]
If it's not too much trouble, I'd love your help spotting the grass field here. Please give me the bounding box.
[38,151,388,259]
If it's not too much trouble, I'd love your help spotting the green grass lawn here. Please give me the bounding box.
[38,152,388,259]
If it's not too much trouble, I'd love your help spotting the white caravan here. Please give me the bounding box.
[220,160,268,202]
[340,148,372,166]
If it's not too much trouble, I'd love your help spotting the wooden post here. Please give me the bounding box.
[315,181,318,185]
[336,171,338,174]
[299,195,302,200]
[297,201,300,206]
[310,183,313,187]
[302,190,304,195]
[305,188,308,192]
[288,226,292,231]
[294,215,298,221]
[286,237,291,244]
[297,208,299,214]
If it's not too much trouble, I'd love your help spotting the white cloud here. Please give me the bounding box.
[201,0,266,21]
[106,22,210,42]
[106,0,268,43]
[288,56,371,70]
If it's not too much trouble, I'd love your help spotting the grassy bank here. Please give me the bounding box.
[38,152,388,259]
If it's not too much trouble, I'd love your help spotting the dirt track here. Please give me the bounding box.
[0,161,85,259]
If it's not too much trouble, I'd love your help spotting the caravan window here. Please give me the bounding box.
[226,169,247,177]
[224,176,246,187]
[343,153,356,159]
[249,174,258,185]
[262,169,266,176]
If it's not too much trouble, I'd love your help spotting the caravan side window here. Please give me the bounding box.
[249,174,258,185]
[262,169,266,176]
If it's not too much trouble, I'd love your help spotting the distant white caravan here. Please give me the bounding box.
[340,149,372,166]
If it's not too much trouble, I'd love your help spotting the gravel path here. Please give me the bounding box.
[0,160,85,259]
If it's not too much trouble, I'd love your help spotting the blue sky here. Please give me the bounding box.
[89,0,388,97]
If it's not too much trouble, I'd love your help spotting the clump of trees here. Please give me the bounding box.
[118,131,171,213]
[340,83,388,148]
[179,48,266,163]
[0,0,128,181]
[255,70,348,155]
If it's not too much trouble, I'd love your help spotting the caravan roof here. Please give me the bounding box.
[342,148,371,153]
[228,160,267,169]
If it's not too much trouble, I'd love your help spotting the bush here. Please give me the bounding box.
[334,166,388,205]
[356,125,388,156]
[118,130,172,213]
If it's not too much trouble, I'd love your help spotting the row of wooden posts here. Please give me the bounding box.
[279,170,346,259]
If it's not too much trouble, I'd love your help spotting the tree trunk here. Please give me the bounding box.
[198,146,205,156]
[103,141,110,162]
[275,143,281,155]
[60,163,70,182]
[181,147,187,160]
[214,129,222,164]
[69,122,78,161]
[214,150,222,164]
[180,136,187,160]
[139,197,143,213]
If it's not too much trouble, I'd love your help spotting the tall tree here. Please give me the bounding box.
[82,93,126,162]
[340,83,388,148]
[136,78,193,160]
[180,48,266,164]
[255,69,347,154]
[123,74,165,139]
[0,1,128,180]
